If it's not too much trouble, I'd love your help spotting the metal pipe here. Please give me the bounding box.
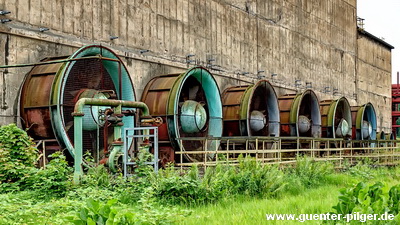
[118,62,122,99]
[73,115,83,185]
[72,98,150,184]
[0,55,120,69]
[73,98,150,116]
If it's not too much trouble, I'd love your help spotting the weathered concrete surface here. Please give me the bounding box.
[0,0,392,132]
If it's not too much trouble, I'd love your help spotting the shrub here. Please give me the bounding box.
[231,157,286,197]
[347,160,375,180]
[153,157,286,205]
[153,165,207,205]
[288,156,334,187]
[30,152,72,198]
[327,182,400,224]
[0,124,38,191]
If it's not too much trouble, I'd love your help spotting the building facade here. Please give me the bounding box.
[0,0,393,132]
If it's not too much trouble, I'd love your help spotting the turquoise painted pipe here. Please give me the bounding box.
[74,98,149,116]
[72,98,151,184]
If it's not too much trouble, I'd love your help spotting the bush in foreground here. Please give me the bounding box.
[0,124,38,192]
[327,182,400,224]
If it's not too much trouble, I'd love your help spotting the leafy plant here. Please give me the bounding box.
[68,198,119,225]
[0,124,38,192]
[347,160,375,180]
[30,152,73,198]
[328,182,400,224]
[68,191,190,225]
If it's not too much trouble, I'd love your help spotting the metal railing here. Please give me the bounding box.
[123,127,159,177]
[175,136,400,170]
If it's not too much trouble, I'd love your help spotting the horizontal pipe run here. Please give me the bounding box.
[0,55,120,69]
[72,98,150,184]
[73,98,150,117]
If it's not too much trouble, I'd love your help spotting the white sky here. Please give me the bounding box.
[357,0,400,84]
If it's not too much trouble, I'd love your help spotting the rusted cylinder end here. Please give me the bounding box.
[351,102,377,140]
[222,80,280,137]
[20,45,135,158]
[320,97,352,139]
[141,66,222,162]
[278,89,321,138]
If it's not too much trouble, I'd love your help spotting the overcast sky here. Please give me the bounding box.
[357,0,400,84]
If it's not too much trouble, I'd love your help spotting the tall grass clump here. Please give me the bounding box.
[284,156,335,194]
[153,156,286,205]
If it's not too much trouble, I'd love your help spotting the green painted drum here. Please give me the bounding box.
[351,103,377,140]
[20,45,136,159]
[141,66,223,163]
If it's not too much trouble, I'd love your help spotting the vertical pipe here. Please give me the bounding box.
[118,62,122,99]
[154,127,158,172]
[114,105,122,140]
[123,128,127,178]
[73,115,84,185]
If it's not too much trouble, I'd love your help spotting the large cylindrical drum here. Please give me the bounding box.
[222,80,280,137]
[141,67,223,163]
[20,45,136,159]
[320,97,352,139]
[278,90,321,137]
[351,103,377,140]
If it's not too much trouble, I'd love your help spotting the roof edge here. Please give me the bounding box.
[358,27,395,50]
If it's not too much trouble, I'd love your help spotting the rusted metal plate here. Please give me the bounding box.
[351,106,359,139]
[278,96,293,136]
[278,90,321,138]
[222,86,247,136]
[278,96,294,127]
[222,80,280,138]
[320,100,333,138]
[141,75,179,143]
[222,88,242,136]
[143,90,169,115]
[20,59,65,139]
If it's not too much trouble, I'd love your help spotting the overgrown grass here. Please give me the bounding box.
[1,158,400,224]
[179,160,400,225]
[2,125,400,224]
[179,185,342,225]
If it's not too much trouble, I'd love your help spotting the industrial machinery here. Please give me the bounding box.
[320,97,352,139]
[351,103,377,141]
[222,80,280,137]
[19,45,146,174]
[141,67,223,164]
[14,44,391,173]
[278,90,322,138]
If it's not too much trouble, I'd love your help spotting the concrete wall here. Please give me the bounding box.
[0,0,392,132]
[357,32,392,131]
